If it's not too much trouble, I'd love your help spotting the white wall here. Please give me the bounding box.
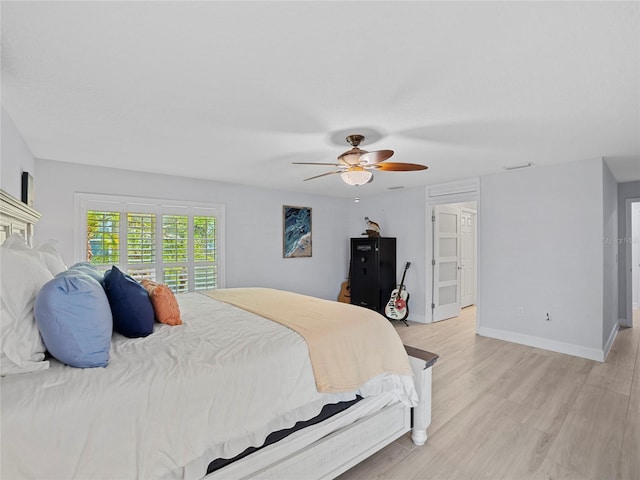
[478,157,606,360]
[33,159,349,301]
[602,160,618,351]
[2,104,627,359]
[0,106,35,199]
[347,187,428,323]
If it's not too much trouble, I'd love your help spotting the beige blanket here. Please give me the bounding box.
[204,288,412,393]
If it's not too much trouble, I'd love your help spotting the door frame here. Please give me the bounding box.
[425,179,481,329]
[460,207,477,308]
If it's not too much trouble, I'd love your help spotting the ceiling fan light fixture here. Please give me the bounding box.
[341,167,373,186]
[293,133,427,186]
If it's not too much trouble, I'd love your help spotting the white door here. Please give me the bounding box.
[460,209,476,308]
[633,203,640,309]
[432,205,461,322]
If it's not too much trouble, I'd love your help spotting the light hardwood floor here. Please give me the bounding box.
[338,308,640,480]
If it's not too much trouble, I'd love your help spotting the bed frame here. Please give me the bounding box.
[207,349,437,480]
[0,188,438,480]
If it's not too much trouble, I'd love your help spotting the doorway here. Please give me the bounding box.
[631,200,640,325]
[431,201,477,323]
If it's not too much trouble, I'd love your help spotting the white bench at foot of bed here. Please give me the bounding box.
[206,346,438,480]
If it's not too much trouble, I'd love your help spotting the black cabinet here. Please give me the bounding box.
[349,237,396,313]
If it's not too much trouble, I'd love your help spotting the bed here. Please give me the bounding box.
[0,189,437,480]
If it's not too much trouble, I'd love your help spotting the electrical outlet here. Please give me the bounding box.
[516,307,524,317]
[546,313,551,322]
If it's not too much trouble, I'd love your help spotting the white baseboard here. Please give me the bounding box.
[477,326,606,362]
[603,322,620,361]
[407,313,427,324]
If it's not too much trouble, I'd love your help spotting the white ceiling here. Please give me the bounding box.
[2,1,639,198]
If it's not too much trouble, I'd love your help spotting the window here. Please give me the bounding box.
[77,194,224,293]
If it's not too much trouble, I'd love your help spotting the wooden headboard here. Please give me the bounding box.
[0,189,40,246]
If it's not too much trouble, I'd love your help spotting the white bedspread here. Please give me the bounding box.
[1,292,416,480]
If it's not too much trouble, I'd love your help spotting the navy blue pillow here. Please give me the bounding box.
[103,266,154,338]
[34,264,112,368]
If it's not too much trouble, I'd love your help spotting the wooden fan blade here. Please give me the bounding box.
[359,149,394,165]
[303,170,343,181]
[373,162,428,171]
[292,162,341,166]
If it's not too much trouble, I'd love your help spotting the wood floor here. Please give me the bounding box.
[338,308,640,480]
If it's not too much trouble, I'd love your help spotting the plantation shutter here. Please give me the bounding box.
[80,194,224,293]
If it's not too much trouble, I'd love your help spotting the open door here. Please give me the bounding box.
[432,205,461,322]
[633,201,640,321]
[460,208,476,308]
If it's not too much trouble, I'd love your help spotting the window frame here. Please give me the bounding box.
[75,193,225,291]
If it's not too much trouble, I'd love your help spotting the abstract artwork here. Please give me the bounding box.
[283,205,312,258]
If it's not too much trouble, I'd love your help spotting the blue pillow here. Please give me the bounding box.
[34,264,112,368]
[69,262,105,286]
[103,266,154,338]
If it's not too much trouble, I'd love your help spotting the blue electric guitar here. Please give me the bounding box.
[385,262,411,324]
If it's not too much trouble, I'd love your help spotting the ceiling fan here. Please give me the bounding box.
[293,134,428,186]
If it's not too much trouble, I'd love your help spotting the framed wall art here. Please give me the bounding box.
[21,172,34,207]
[283,205,312,258]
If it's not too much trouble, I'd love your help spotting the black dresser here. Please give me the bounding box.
[349,237,396,313]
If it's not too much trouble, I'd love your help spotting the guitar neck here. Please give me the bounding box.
[398,262,410,289]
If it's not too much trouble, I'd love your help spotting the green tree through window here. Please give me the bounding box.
[86,209,218,292]
[87,211,120,264]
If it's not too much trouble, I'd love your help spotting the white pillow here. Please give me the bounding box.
[2,234,30,250]
[35,241,67,276]
[2,234,67,276]
[0,245,53,375]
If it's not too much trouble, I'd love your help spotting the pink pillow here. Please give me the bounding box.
[141,280,182,326]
